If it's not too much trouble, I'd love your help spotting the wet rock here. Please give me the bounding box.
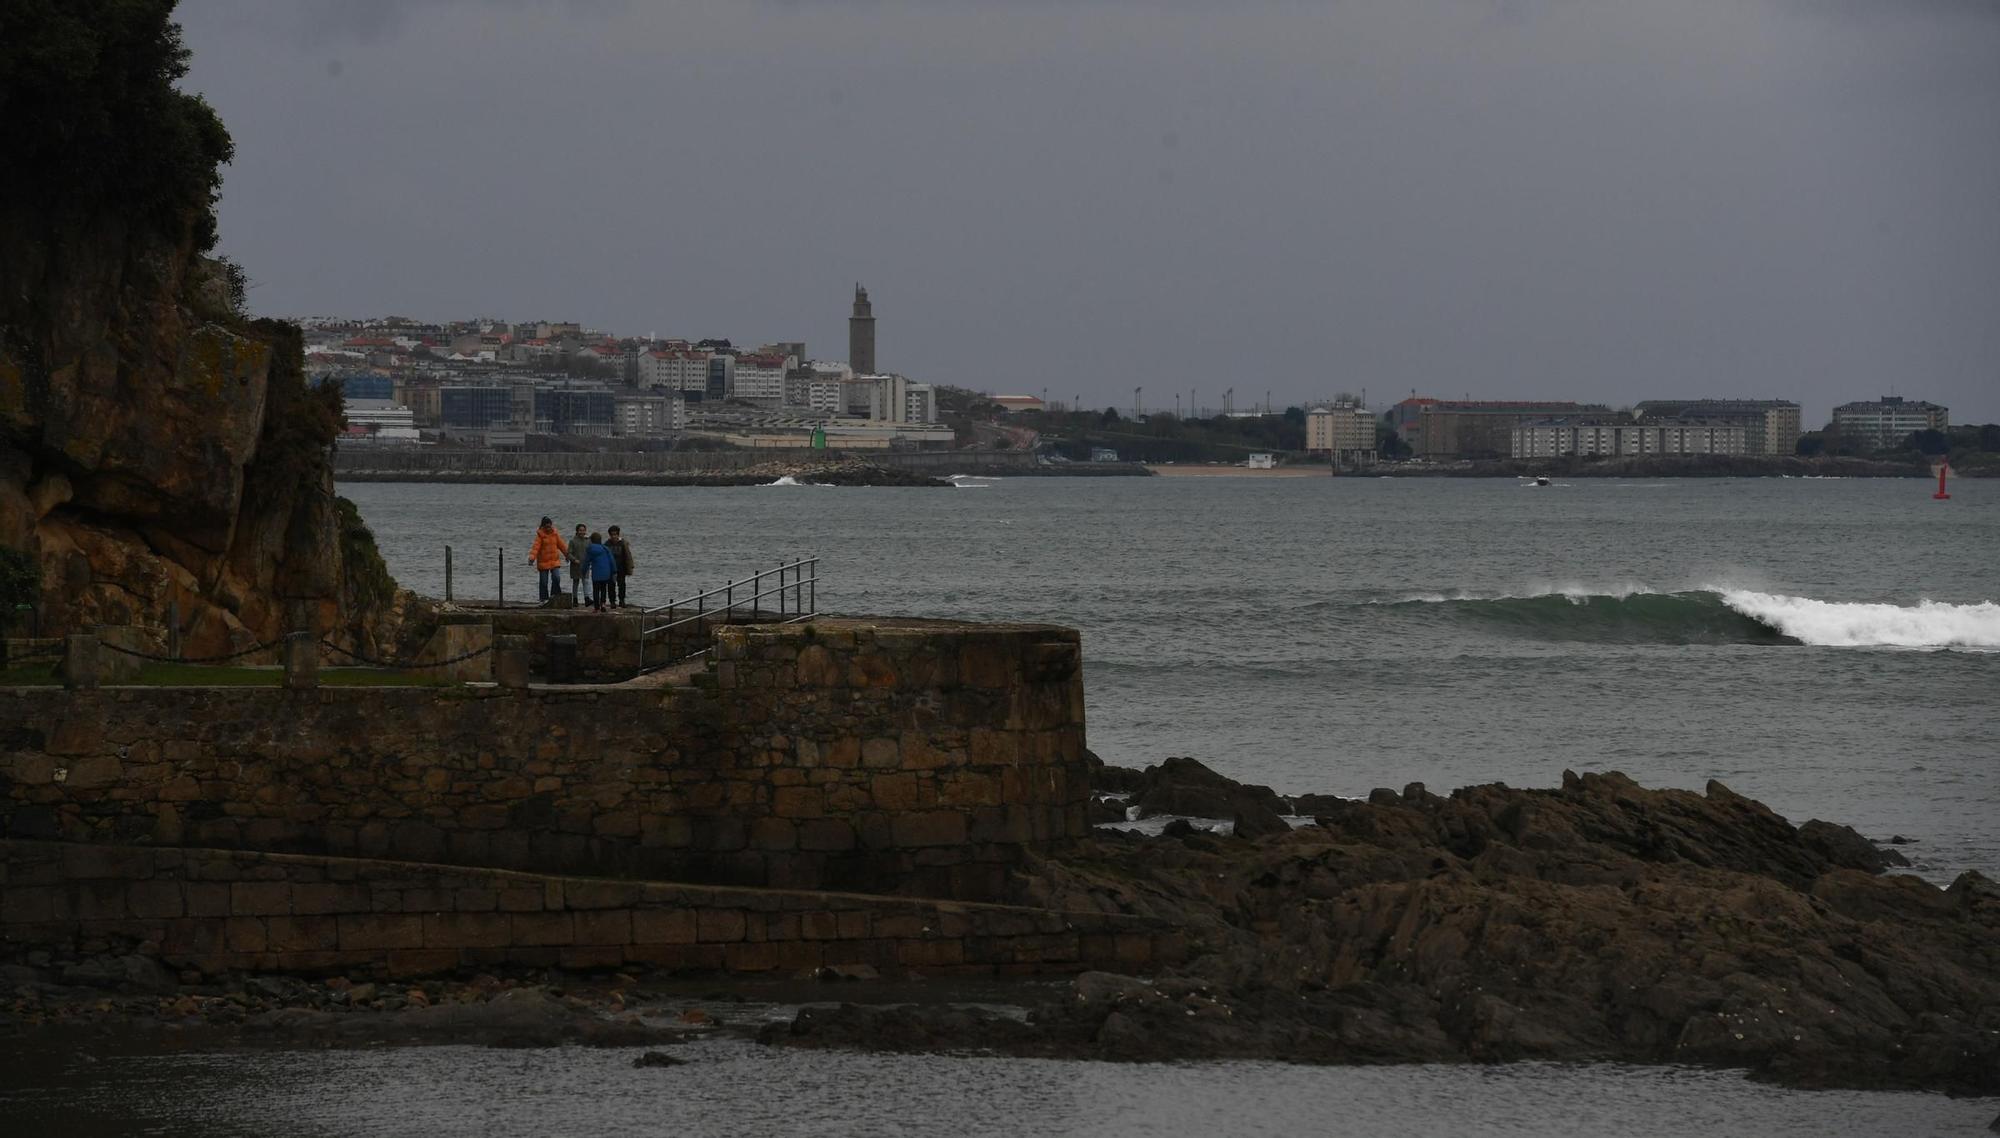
[1073,972,1155,1006]
[1087,796,1128,825]
[1231,803,1291,840]
[632,1050,685,1068]
[244,976,305,1001]
[1160,819,1196,839]
[1132,756,1288,821]
[1086,751,1148,794]
[1798,819,1906,873]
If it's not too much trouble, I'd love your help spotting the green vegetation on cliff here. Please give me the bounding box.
[0,0,233,248]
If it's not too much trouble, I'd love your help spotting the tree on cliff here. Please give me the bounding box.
[0,0,234,249]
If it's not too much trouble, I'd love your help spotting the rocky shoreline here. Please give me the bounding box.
[4,761,1995,1096]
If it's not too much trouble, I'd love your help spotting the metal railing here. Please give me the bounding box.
[638,558,819,671]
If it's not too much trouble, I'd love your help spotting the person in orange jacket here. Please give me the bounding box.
[527,516,568,602]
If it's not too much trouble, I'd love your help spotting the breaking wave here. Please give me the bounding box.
[1386,589,2000,649]
[1717,591,2000,650]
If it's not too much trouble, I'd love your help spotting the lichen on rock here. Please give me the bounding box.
[0,2,404,656]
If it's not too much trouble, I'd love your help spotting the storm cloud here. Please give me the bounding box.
[174,0,2000,421]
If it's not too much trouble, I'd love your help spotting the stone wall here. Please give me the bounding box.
[0,619,1089,902]
[0,840,1180,979]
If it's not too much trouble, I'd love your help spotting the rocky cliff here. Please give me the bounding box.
[0,2,398,655]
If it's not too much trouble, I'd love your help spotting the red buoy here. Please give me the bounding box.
[1934,461,1951,500]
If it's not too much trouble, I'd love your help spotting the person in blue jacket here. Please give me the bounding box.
[585,531,616,612]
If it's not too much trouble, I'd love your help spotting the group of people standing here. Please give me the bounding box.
[528,517,635,612]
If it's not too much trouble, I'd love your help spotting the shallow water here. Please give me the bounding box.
[3,1039,1995,1138]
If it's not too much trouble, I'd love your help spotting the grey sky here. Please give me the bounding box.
[175,0,2000,423]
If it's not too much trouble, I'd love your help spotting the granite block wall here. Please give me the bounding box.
[0,840,1182,979]
[0,619,1091,903]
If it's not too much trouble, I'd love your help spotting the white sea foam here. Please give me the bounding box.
[761,475,831,488]
[1720,590,2000,649]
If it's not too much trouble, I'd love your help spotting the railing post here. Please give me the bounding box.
[497,546,505,608]
[166,600,181,660]
[753,567,761,620]
[445,545,454,602]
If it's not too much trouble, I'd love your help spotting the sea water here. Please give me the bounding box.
[8,476,1990,1135]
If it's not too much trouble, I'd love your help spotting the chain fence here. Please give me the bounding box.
[318,638,493,670]
[96,639,286,665]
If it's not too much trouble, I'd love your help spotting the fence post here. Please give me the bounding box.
[497,546,505,608]
[62,634,100,691]
[494,634,530,689]
[445,545,454,602]
[282,631,318,690]
[166,600,181,660]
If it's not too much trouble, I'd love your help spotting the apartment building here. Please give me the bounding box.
[1830,396,1949,450]
[729,353,795,406]
[613,392,685,437]
[1633,399,1801,456]
[1511,418,1748,459]
[1393,398,1608,459]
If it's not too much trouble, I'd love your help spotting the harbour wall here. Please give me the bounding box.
[0,620,1091,904]
[0,839,1179,980]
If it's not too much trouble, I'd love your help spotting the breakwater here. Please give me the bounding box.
[0,620,1087,903]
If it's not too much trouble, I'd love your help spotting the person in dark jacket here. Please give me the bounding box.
[605,525,635,607]
[585,532,616,612]
[566,523,590,595]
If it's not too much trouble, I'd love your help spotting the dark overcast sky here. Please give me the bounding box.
[175,1,2000,422]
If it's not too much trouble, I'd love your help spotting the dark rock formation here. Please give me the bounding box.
[777,768,2000,1094]
[1130,756,1289,820]
[0,4,401,655]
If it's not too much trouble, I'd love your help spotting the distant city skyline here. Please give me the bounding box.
[175,1,2000,424]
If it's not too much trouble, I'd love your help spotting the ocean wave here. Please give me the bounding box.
[1374,587,1999,649]
[1719,591,2000,650]
[761,475,830,488]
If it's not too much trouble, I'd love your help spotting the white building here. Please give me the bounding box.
[1511,419,1748,458]
[729,353,795,406]
[785,361,850,415]
[1830,396,1948,450]
[613,392,685,437]
[638,349,713,396]
[1306,404,1376,468]
[340,398,421,443]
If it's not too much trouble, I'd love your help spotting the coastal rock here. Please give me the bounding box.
[1231,804,1292,840]
[1131,756,1288,821]
[1798,819,1907,873]
[0,39,402,656]
[768,768,2000,1094]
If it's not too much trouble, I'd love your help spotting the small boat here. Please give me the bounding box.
[1535,476,1551,487]
[1522,474,1551,487]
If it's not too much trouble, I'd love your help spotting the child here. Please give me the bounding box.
[585,532,616,612]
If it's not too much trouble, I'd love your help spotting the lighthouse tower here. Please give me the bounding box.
[848,284,876,375]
